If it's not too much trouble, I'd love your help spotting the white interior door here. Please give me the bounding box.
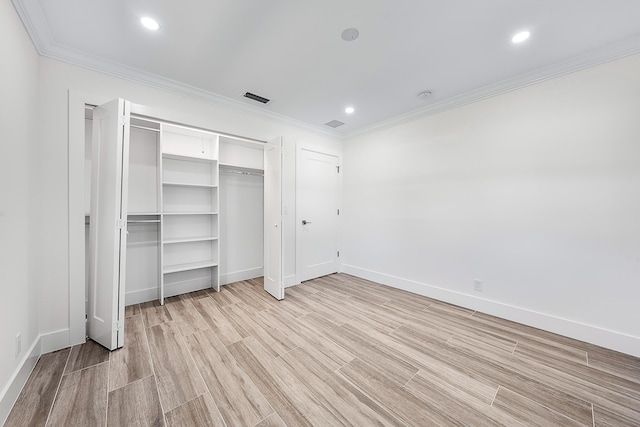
[88,98,130,350]
[296,147,339,282]
[263,138,284,300]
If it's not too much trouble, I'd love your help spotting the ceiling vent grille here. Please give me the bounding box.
[325,120,345,128]
[243,92,271,104]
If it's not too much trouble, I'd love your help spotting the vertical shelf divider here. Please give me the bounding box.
[158,123,165,305]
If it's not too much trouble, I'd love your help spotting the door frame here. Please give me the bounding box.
[294,141,342,285]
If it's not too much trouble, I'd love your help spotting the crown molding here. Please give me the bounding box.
[11,0,54,54]
[12,1,338,139]
[13,0,640,141]
[342,34,640,139]
[48,42,340,137]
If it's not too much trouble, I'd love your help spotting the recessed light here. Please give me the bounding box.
[345,106,355,114]
[141,17,160,31]
[512,31,530,44]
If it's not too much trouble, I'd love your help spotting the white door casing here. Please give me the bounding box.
[88,98,130,350]
[296,147,340,282]
[264,138,284,300]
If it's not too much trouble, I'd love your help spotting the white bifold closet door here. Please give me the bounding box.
[88,98,130,350]
[264,138,284,300]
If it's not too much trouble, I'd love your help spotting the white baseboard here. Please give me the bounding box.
[342,264,640,358]
[126,267,266,303]
[164,277,213,298]
[0,335,40,425]
[125,288,158,305]
[220,267,263,285]
[284,274,297,288]
[40,329,71,354]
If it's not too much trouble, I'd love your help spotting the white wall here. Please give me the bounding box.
[0,1,41,422]
[343,54,640,357]
[37,57,342,350]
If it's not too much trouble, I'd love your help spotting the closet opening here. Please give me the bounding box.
[83,100,283,348]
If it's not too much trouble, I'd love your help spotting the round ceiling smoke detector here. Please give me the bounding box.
[341,28,359,41]
[417,91,432,100]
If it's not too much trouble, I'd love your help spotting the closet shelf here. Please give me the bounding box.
[162,182,217,188]
[163,237,218,244]
[219,163,264,176]
[162,153,217,164]
[163,260,218,274]
[128,212,161,216]
[128,220,160,224]
[162,212,218,216]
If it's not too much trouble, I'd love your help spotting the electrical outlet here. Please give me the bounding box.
[474,279,483,292]
[15,333,21,358]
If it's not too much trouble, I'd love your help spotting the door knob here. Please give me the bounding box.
[302,220,312,225]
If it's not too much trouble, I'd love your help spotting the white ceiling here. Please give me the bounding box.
[13,0,640,136]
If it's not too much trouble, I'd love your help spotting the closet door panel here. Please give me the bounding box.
[264,138,284,300]
[84,117,93,215]
[88,98,130,350]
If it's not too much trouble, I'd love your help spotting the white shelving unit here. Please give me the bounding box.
[86,109,274,309]
[160,124,220,303]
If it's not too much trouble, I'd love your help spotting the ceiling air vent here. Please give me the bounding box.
[325,120,345,128]
[243,92,271,104]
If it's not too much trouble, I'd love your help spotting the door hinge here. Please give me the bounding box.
[337,208,340,215]
[336,165,340,173]
[118,116,130,127]
[113,320,123,332]
[337,251,340,258]
[115,219,126,229]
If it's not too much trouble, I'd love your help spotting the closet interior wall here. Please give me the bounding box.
[85,110,266,313]
[219,137,265,285]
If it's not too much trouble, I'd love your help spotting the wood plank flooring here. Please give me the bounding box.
[5,274,640,426]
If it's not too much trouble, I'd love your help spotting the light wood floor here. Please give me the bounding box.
[5,274,640,426]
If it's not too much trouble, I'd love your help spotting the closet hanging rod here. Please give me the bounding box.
[130,124,160,133]
[220,168,264,177]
